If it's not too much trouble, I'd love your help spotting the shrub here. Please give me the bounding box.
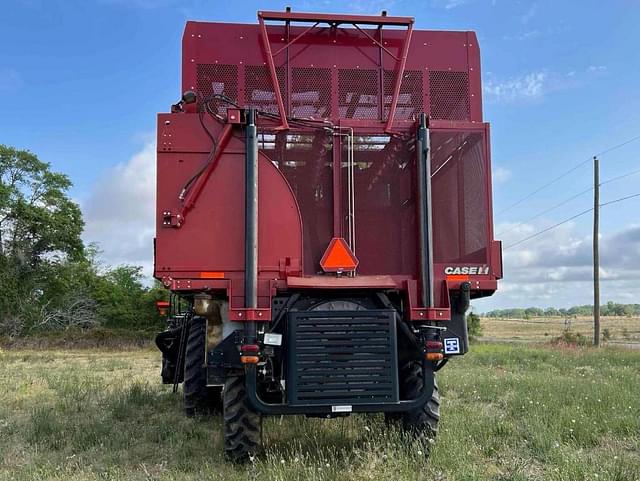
[467,312,483,340]
[553,329,589,347]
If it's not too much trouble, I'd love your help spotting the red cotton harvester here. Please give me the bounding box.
[153,9,502,462]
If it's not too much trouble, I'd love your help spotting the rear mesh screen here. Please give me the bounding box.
[196,65,470,122]
[429,71,470,121]
[196,64,238,115]
[244,65,287,114]
[431,130,488,263]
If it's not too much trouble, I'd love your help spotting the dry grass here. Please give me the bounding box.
[1,344,638,480]
[481,316,640,346]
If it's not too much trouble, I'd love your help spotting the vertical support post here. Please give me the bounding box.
[245,108,258,343]
[417,113,434,308]
[377,25,384,121]
[332,133,343,238]
[593,155,600,347]
[285,13,291,117]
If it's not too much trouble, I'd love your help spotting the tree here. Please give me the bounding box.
[524,307,544,318]
[0,145,84,333]
[0,145,84,264]
[0,145,167,336]
[544,307,560,317]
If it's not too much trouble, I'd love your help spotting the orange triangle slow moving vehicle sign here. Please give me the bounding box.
[319,237,359,273]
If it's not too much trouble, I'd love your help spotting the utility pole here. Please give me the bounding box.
[593,156,600,347]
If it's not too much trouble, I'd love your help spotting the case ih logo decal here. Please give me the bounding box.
[444,266,490,275]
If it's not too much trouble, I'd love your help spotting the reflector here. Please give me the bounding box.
[425,352,444,361]
[199,271,224,279]
[240,355,260,364]
[319,237,359,273]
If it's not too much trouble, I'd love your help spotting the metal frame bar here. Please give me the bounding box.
[332,132,343,237]
[245,358,434,415]
[416,113,434,308]
[272,22,320,57]
[258,10,413,26]
[377,25,385,120]
[384,21,413,132]
[244,108,259,344]
[352,23,399,60]
[256,10,414,132]
[257,15,290,130]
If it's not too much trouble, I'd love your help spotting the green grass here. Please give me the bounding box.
[1,344,638,480]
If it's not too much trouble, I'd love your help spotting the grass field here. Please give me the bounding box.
[480,316,640,347]
[1,344,638,481]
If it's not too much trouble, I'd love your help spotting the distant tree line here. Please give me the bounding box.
[0,145,165,337]
[483,302,640,319]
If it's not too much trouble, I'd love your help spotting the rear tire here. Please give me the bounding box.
[183,317,222,416]
[223,375,262,463]
[386,361,440,443]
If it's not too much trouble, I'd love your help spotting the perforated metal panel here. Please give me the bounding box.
[384,69,423,121]
[244,65,287,114]
[338,69,380,119]
[260,131,334,274]
[431,131,488,263]
[291,67,332,119]
[429,71,470,121]
[196,64,238,115]
[287,310,399,406]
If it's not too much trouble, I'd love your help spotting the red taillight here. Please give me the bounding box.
[241,344,260,353]
[156,300,170,317]
[240,344,260,364]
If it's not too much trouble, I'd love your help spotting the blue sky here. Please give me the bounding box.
[1,0,639,309]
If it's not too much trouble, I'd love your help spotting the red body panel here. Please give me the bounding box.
[154,13,501,318]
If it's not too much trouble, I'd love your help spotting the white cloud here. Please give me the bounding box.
[587,65,607,74]
[82,138,156,276]
[438,0,469,9]
[298,0,396,13]
[517,29,541,40]
[492,166,511,184]
[477,221,640,310]
[483,71,547,103]
[348,0,397,13]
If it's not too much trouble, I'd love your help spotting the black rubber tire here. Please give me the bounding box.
[386,361,440,442]
[223,375,262,463]
[183,317,222,416]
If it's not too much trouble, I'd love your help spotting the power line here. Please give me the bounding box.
[504,208,593,250]
[600,166,640,186]
[600,191,640,207]
[503,191,640,250]
[498,164,640,237]
[497,186,592,237]
[496,159,590,216]
[497,133,640,217]
[594,133,640,157]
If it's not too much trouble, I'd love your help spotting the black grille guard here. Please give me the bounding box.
[245,358,434,415]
